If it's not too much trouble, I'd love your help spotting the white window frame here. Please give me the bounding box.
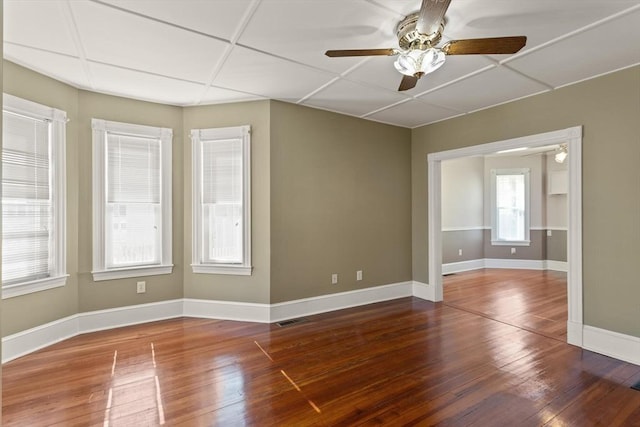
[490,168,531,246]
[2,94,68,298]
[191,125,252,275]
[92,119,173,281]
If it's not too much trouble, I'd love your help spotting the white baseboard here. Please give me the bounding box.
[443,258,568,274]
[2,315,79,363]
[567,320,583,347]
[546,260,568,272]
[270,281,413,322]
[412,281,432,300]
[484,258,546,270]
[583,325,640,366]
[2,299,184,363]
[442,259,484,275]
[5,286,637,369]
[80,299,183,334]
[2,282,413,363]
[183,299,270,323]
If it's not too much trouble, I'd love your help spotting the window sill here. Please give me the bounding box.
[491,240,531,247]
[191,264,253,276]
[2,275,69,299]
[92,265,174,281]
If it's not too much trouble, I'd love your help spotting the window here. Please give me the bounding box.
[490,168,530,245]
[191,125,251,275]
[2,94,67,298]
[92,119,172,280]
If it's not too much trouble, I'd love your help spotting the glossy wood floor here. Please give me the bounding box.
[444,269,568,340]
[3,274,640,425]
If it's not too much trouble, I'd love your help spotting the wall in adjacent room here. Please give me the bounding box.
[483,154,546,261]
[546,153,568,262]
[441,156,484,264]
[269,101,412,303]
[412,65,640,338]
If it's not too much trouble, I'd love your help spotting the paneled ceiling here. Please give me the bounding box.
[4,0,640,128]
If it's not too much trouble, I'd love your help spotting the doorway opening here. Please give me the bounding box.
[427,126,583,346]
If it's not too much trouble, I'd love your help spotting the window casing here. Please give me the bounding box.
[191,125,251,275]
[92,119,172,281]
[490,168,530,246]
[2,94,67,298]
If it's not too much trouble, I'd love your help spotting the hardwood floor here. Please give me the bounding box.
[444,268,568,340]
[3,278,640,425]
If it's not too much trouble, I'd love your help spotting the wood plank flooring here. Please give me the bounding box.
[3,271,640,425]
[444,268,568,340]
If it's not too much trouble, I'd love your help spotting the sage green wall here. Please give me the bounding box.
[412,65,640,338]
[182,101,271,304]
[269,101,412,302]
[76,90,184,312]
[2,61,80,335]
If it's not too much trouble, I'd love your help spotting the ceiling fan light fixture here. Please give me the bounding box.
[394,48,446,77]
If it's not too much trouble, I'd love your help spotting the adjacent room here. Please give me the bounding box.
[1,0,639,425]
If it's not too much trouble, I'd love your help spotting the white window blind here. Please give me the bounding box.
[201,138,243,263]
[106,133,161,267]
[2,111,51,284]
[191,125,251,275]
[92,118,173,281]
[2,94,67,298]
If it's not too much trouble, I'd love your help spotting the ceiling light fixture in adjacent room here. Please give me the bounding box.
[555,144,568,163]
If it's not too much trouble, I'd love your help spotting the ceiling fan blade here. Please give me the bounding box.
[398,75,419,91]
[442,36,527,55]
[325,48,396,57]
[416,0,452,35]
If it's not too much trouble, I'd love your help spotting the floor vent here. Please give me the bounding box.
[276,318,306,327]
[632,380,640,391]
[443,273,456,277]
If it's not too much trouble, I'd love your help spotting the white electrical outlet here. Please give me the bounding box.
[331,274,338,285]
[458,249,463,256]
[356,270,363,281]
[136,281,146,294]
[547,230,553,237]
[511,248,516,255]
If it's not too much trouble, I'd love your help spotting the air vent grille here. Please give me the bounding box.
[276,318,307,327]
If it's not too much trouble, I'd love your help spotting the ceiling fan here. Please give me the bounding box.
[325,0,527,91]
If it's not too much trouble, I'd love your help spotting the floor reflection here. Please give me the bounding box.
[103,343,165,426]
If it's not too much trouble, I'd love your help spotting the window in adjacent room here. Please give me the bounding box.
[490,168,530,246]
[2,94,68,298]
[191,125,252,275]
[92,119,173,281]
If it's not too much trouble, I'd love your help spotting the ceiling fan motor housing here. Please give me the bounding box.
[397,12,444,50]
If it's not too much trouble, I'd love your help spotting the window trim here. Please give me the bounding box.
[91,119,173,281]
[191,125,252,276]
[490,168,531,246]
[2,94,68,299]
